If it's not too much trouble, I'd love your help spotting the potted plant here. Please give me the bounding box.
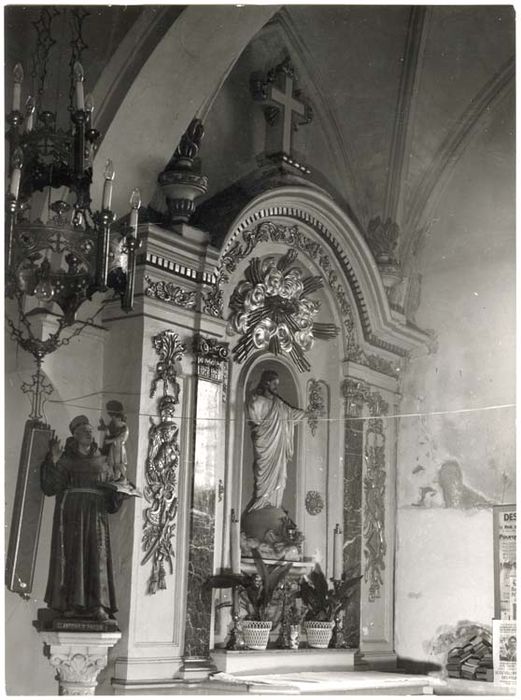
[300,564,361,648]
[207,548,293,650]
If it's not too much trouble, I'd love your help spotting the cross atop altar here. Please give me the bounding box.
[251,58,312,162]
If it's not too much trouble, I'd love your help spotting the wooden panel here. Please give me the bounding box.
[5,419,53,597]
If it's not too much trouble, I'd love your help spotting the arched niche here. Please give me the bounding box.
[222,235,343,566]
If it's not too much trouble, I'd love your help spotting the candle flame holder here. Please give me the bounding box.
[5,8,141,420]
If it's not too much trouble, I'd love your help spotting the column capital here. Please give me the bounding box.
[39,630,121,695]
[192,333,229,381]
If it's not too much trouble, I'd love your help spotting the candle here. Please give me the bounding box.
[12,63,24,112]
[10,147,23,199]
[102,159,115,210]
[25,96,35,132]
[73,61,85,111]
[230,509,241,574]
[129,188,141,237]
[85,93,94,124]
[333,523,343,580]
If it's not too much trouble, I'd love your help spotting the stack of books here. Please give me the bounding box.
[446,633,493,681]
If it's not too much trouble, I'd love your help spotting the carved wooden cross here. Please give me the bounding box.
[266,72,306,155]
[266,71,306,155]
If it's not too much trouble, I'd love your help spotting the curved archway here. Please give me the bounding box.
[219,185,430,367]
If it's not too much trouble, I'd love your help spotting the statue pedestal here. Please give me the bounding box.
[38,630,122,695]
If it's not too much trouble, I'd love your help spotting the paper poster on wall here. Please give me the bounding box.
[493,505,516,620]
[492,619,517,689]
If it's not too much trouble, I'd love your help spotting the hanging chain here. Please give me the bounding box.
[30,7,60,104]
[68,7,90,110]
[6,288,106,361]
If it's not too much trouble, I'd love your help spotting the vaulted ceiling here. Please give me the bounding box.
[5,4,514,257]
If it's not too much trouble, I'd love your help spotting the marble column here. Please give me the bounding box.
[39,631,121,695]
[342,379,365,648]
[179,335,228,680]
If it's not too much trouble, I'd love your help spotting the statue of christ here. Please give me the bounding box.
[246,370,306,512]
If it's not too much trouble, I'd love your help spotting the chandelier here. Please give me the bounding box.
[5,8,141,420]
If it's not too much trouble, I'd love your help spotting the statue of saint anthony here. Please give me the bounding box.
[41,414,124,622]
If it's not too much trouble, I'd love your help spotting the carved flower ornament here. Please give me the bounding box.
[227,250,338,372]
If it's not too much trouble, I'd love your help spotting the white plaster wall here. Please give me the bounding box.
[395,89,514,666]
[395,509,494,665]
[4,315,107,695]
[92,5,279,218]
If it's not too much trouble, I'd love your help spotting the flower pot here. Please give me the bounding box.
[242,620,273,650]
[304,620,334,648]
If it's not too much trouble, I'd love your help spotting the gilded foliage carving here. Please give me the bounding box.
[219,221,357,346]
[142,331,184,594]
[144,276,198,309]
[227,250,337,372]
[363,417,387,601]
[343,378,388,601]
[307,379,327,436]
[193,334,229,382]
[144,276,223,318]
[150,330,184,399]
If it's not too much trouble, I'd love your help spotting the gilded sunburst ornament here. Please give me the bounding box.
[227,250,338,372]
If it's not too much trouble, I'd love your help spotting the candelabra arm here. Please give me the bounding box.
[122,234,140,312]
[72,110,86,175]
[7,111,23,163]
[94,210,113,291]
[5,194,18,275]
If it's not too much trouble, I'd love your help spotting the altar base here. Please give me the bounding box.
[211,648,363,675]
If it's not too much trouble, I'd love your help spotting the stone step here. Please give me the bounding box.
[212,648,361,675]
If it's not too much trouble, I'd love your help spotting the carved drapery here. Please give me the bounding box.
[142,331,185,594]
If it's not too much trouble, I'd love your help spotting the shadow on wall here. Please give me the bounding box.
[411,460,492,509]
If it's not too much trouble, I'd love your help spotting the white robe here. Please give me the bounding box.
[247,392,305,511]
